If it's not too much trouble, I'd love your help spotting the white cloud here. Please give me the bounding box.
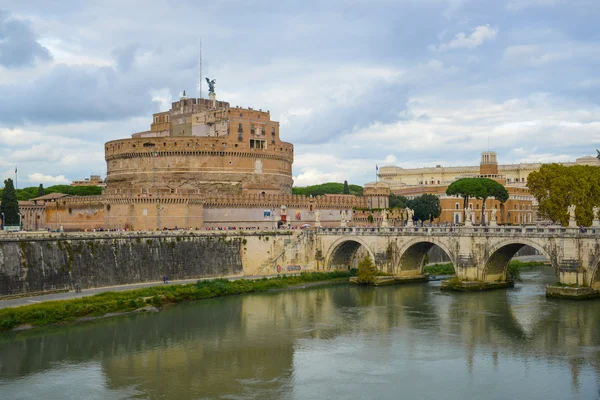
[27,173,70,185]
[431,25,498,51]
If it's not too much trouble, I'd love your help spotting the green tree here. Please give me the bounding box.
[407,194,441,222]
[343,180,350,194]
[446,178,481,221]
[0,179,20,227]
[528,164,600,226]
[37,184,45,197]
[389,193,407,209]
[292,182,363,196]
[356,255,377,284]
[473,178,509,225]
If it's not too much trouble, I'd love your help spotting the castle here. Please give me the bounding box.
[29,89,389,232]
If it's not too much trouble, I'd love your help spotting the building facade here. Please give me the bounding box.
[381,151,543,225]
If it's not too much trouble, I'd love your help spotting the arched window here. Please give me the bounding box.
[455,203,460,210]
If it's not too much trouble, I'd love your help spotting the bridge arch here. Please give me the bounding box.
[483,238,550,282]
[395,238,457,276]
[325,237,376,270]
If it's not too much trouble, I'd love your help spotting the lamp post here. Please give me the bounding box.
[1,212,4,230]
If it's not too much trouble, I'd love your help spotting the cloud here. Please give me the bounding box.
[0,63,158,125]
[431,25,498,51]
[27,173,70,185]
[112,43,138,72]
[506,0,563,11]
[0,10,52,68]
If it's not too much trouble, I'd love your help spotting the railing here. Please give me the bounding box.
[0,229,297,241]
[315,225,600,237]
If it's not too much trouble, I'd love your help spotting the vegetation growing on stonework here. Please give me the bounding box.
[356,255,377,284]
[292,182,363,197]
[0,178,20,226]
[0,184,104,201]
[527,164,600,226]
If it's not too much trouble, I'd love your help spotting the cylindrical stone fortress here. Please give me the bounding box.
[104,95,294,196]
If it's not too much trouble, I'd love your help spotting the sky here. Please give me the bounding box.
[0,0,599,188]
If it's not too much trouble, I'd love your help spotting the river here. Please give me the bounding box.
[1,267,599,400]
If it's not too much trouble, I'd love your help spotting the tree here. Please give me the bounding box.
[389,193,407,209]
[37,184,45,197]
[474,178,508,225]
[0,179,20,227]
[292,182,363,197]
[343,180,350,194]
[356,255,377,284]
[407,194,441,222]
[528,164,600,226]
[446,178,482,222]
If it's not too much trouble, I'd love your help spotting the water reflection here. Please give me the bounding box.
[1,268,599,400]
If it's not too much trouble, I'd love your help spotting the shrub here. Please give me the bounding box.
[356,255,377,284]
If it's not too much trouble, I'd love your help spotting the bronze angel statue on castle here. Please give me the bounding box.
[205,77,216,94]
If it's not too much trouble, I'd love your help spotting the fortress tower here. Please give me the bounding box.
[104,91,294,196]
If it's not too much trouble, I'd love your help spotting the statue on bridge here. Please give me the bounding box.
[464,208,473,227]
[340,210,347,227]
[567,204,577,228]
[314,210,321,227]
[490,206,498,227]
[405,208,414,227]
[381,209,389,228]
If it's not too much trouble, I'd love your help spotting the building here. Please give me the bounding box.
[106,93,293,196]
[379,151,543,225]
[37,87,383,232]
[379,154,600,191]
[71,175,105,187]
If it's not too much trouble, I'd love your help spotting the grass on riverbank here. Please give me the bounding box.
[424,260,548,277]
[0,271,353,331]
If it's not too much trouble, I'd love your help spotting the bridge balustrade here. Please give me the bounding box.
[316,225,598,238]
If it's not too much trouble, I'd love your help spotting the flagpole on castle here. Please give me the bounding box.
[14,166,17,190]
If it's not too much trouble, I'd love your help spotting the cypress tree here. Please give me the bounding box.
[37,183,45,197]
[343,180,350,194]
[0,179,20,226]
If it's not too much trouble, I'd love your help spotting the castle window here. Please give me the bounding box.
[240,113,243,117]
[250,124,255,134]
[455,203,459,210]
[272,127,275,135]
[261,127,266,135]
[238,123,243,133]
[250,139,266,149]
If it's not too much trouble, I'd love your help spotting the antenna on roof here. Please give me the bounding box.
[199,38,203,99]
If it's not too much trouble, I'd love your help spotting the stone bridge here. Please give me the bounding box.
[315,226,600,288]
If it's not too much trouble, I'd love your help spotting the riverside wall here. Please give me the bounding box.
[0,231,308,296]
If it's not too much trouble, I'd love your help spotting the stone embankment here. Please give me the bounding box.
[0,230,303,297]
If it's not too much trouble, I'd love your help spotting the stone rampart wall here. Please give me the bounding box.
[0,234,245,296]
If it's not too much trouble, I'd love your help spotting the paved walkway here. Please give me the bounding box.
[0,274,297,310]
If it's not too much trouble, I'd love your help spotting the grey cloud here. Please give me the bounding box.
[0,10,52,68]
[112,43,138,72]
[0,64,156,125]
